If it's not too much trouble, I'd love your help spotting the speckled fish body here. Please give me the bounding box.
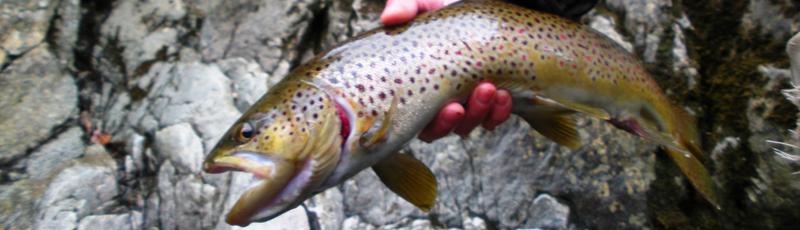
[203,0,717,226]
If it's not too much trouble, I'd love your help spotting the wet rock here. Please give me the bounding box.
[77,212,143,230]
[322,0,382,47]
[669,16,699,90]
[94,0,188,82]
[587,14,633,52]
[156,161,218,230]
[0,0,58,55]
[50,0,81,60]
[217,58,271,112]
[343,169,419,226]
[341,216,376,230]
[0,50,7,67]
[408,219,433,230]
[463,216,488,230]
[130,62,240,149]
[305,189,345,230]
[154,123,203,173]
[33,146,118,230]
[604,0,672,63]
[525,194,570,229]
[742,0,797,40]
[199,0,325,71]
[0,179,42,228]
[26,126,85,179]
[121,59,249,229]
[230,207,310,230]
[0,45,77,164]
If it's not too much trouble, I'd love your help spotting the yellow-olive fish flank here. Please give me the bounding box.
[203,0,719,226]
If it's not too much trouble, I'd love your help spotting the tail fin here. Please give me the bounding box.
[662,146,721,210]
[662,106,721,210]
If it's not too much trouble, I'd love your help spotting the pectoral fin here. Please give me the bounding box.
[372,152,437,211]
[361,94,398,148]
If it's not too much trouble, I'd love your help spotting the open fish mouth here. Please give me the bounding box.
[203,152,313,226]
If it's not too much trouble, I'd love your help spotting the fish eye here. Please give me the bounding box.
[237,123,255,142]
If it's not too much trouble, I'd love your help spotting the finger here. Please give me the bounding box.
[453,82,496,136]
[418,0,456,12]
[381,0,456,26]
[418,103,465,142]
[482,89,512,130]
[380,0,419,26]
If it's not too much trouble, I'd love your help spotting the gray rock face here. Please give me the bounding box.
[526,194,570,229]
[154,123,204,173]
[0,45,77,164]
[26,127,85,179]
[77,212,143,230]
[33,146,118,230]
[2,0,800,229]
[0,0,58,56]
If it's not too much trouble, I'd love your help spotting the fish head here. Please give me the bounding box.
[203,81,345,226]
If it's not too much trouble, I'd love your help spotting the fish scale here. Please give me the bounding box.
[312,2,659,127]
[203,0,719,226]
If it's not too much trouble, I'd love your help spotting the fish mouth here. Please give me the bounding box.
[203,152,313,226]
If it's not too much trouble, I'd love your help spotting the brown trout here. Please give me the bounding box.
[203,0,719,226]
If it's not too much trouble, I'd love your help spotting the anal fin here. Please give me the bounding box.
[372,152,437,211]
[514,96,581,149]
[521,113,581,149]
[556,99,611,120]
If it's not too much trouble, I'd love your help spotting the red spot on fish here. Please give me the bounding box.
[334,103,350,145]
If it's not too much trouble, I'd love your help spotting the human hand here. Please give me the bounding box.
[417,82,513,142]
[380,1,513,142]
[380,0,458,26]
[380,0,598,25]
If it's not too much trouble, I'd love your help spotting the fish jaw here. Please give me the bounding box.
[203,151,310,226]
